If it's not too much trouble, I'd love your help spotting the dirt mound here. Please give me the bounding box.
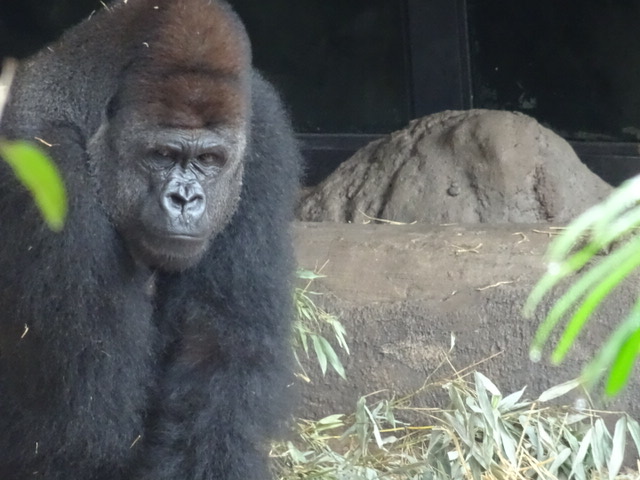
[298,110,612,223]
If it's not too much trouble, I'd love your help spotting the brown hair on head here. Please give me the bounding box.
[116,0,252,129]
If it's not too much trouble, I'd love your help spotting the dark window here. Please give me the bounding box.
[230,0,412,134]
[469,0,640,143]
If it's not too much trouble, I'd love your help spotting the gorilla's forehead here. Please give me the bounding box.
[139,127,246,151]
[107,0,252,130]
[154,76,247,128]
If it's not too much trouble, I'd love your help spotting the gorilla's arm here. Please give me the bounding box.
[0,123,157,478]
[129,75,300,480]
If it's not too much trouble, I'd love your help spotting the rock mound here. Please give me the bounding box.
[298,110,612,223]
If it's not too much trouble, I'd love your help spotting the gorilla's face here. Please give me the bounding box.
[90,113,247,271]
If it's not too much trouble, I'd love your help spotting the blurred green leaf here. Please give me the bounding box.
[296,268,326,280]
[551,236,640,363]
[582,300,640,391]
[530,237,640,361]
[605,326,640,396]
[0,140,67,231]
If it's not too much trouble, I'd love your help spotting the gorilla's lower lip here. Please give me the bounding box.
[137,229,208,247]
[162,234,207,242]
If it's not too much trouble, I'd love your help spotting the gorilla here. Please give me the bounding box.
[0,1,300,479]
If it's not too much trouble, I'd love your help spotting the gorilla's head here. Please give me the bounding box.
[88,0,252,271]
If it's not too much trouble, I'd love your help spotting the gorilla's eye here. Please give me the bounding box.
[150,148,176,169]
[197,152,226,169]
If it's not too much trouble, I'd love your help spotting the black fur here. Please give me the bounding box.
[0,1,300,479]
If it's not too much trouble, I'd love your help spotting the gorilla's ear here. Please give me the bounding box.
[105,95,118,121]
[89,93,119,154]
[87,102,112,172]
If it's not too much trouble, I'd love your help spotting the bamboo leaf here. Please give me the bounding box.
[582,301,640,389]
[316,413,345,426]
[607,416,626,479]
[592,418,612,472]
[317,335,346,379]
[569,428,593,479]
[363,404,385,450]
[311,335,328,375]
[546,205,601,262]
[497,420,517,465]
[296,269,325,280]
[498,385,527,412]
[0,140,67,231]
[605,327,640,396]
[598,206,640,246]
[593,176,640,236]
[547,447,572,476]
[626,416,640,456]
[551,237,640,363]
[537,378,581,402]
[475,371,501,396]
[530,236,640,361]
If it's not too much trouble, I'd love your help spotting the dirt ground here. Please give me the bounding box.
[293,222,640,423]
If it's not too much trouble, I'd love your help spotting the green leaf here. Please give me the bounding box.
[545,205,601,263]
[551,236,640,363]
[597,205,640,247]
[605,327,640,396]
[530,236,640,362]
[582,300,640,390]
[547,447,571,476]
[537,378,581,402]
[569,428,593,479]
[607,416,626,479]
[626,416,640,456]
[593,175,640,237]
[362,404,385,450]
[497,420,517,465]
[299,328,309,355]
[498,385,527,412]
[311,335,328,375]
[317,335,346,379]
[474,371,501,396]
[316,414,345,426]
[592,418,612,472]
[296,269,326,280]
[0,140,67,231]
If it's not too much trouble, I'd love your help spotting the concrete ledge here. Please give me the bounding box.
[293,222,640,421]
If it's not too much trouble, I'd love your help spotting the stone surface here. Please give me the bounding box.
[298,110,612,224]
[293,222,640,423]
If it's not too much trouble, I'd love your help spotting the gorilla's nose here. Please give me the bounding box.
[163,182,205,219]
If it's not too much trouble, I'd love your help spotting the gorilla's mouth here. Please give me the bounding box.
[128,228,210,271]
[163,233,208,242]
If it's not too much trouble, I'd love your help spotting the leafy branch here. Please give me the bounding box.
[524,175,640,396]
[293,268,350,380]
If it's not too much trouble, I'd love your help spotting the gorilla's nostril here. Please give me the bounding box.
[170,193,187,207]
